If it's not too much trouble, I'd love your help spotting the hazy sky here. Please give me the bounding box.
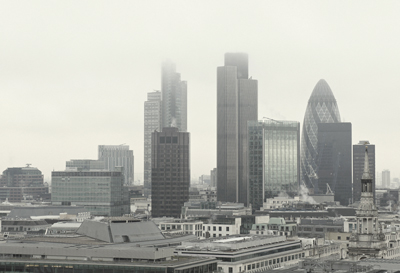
[1,1,400,183]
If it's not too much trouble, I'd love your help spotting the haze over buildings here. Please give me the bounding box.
[1,1,400,188]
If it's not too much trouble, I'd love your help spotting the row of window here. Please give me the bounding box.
[203,226,230,231]
[240,252,305,272]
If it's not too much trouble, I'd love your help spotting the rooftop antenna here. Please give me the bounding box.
[26,164,31,167]
[262,117,283,124]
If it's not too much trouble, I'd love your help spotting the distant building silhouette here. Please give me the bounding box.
[98,145,134,185]
[210,168,217,187]
[353,141,375,203]
[161,60,187,131]
[217,53,257,205]
[248,120,300,211]
[0,166,48,202]
[66,159,105,171]
[144,91,162,196]
[382,169,390,188]
[151,127,190,218]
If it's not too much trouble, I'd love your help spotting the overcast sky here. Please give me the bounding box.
[1,1,400,183]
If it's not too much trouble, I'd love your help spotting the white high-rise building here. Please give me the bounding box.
[382,169,390,188]
[98,145,134,185]
[144,91,162,195]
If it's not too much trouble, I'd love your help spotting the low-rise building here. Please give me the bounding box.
[298,218,344,238]
[1,219,51,233]
[202,217,241,238]
[250,217,297,237]
[0,219,218,273]
[182,202,251,218]
[158,219,203,238]
[176,235,342,273]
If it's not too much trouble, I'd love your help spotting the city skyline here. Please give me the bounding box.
[2,1,400,182]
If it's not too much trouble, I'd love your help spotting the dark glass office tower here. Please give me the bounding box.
[301,79,341,190]
[217,53,258,205]
[248,120,300,211]
[161,61,187,132]
[353,141,375,203]
[151,127,190,218]
[316,123,352,205]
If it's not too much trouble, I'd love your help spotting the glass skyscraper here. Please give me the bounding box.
[161,60,187,132]
[300,79,341,190]
[248,120,300,211]
[217,53,258,205]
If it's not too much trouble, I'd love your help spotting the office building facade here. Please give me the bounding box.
[0,166,48,202]
[66,159,105,170]
[161,60,187,132]
[144,91,162,195]
[151,127,190,218]
[382,169,390,188]
[248,120,300,211]
[353,141,375,203]
[217,53,258,205]
[98,145,134,185]
[301,79,342,192]
[316,123,352,205]
[51,166,130,216]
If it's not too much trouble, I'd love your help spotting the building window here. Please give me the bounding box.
[219,227,222,231]
[229,267,233,273]
[226,227,229,231]
[338,236,341,240]
[213,226,216,231]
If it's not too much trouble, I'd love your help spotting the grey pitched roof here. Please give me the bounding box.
[77,220,165,243]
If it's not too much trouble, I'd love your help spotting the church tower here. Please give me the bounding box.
[348,147,386,260]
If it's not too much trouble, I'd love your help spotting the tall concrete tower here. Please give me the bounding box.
[217,53,257,205]
[161,60,187,132]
